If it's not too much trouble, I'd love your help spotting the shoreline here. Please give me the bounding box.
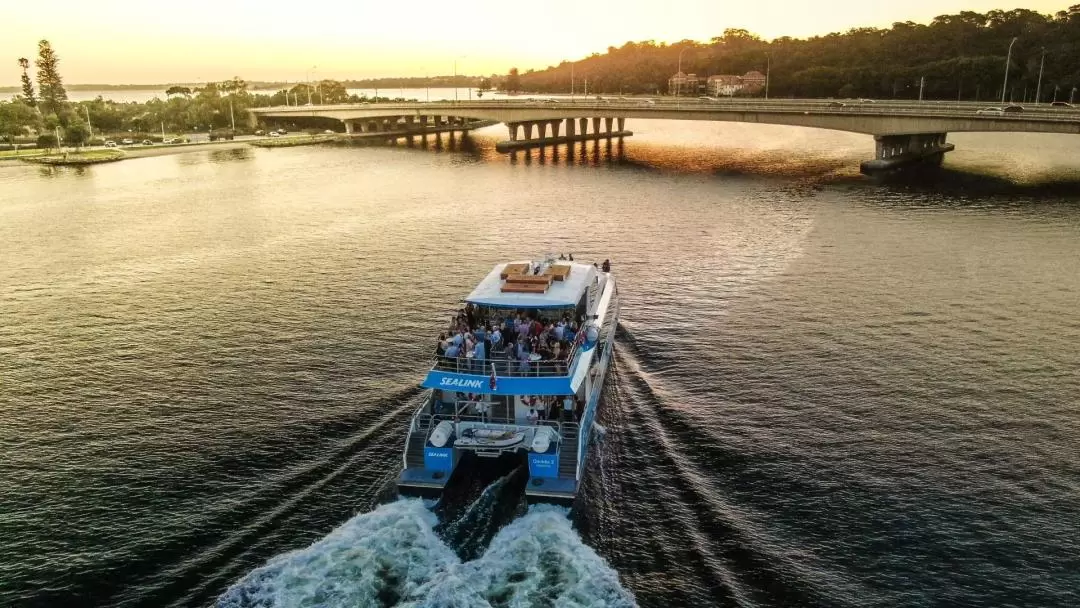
[2,140,258,165]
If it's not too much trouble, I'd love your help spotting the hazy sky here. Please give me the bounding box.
[2,0,1068,85]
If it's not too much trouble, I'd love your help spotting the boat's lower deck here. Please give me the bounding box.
[398,448,580,505]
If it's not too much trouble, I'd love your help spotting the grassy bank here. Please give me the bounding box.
[24,149,126,165]
[0,148,48,160]
[250,135,336,148]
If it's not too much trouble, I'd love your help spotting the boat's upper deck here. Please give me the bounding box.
[464,260,599,309]
[425,257,613,394]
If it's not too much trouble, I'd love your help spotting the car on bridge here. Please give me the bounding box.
[976,107,1005,116]
[826,101,846,107]
[1004,105,1024,113]
[1050,101,1074,108]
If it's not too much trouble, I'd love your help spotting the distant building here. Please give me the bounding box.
[742,70,767,93]
[707,75,743,97]
[706,71,768,97]
[668,72,701,96]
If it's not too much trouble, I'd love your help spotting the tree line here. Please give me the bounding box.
[0,42,418,149]
[501,6,1080,102]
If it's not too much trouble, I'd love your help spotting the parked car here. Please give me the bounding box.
[323,129,335,134]
[254,130,265,135]
[209,130,235,141]
[1050,101,1074,107]
[857,98,876,103]
[976,107,1004,115]
[1003,105,1024,113]
[277,128,288,134]
[163,138,182,144]
[638,99,656,106]
[104,140,117,147]
[141,139,153,145]
[827,101,846,107]
[269,131,281,138]
[121,138,134,145]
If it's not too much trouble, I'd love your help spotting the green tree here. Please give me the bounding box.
[289,83,316,104]
[316,79,349,104]
[0,101,38,144]
[35,40,68,116]
[506,67,521,92]
[18,58,36,107]
[165,86,192,97]
[65,120,90,147]
[36,133,58,151]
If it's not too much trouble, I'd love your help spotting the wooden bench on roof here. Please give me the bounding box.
[505,275,552,285]
[500,263,530,279]
[544,264,572,282]
[501,282,550,293]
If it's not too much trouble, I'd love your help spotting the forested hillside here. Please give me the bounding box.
[507,6,1080,101]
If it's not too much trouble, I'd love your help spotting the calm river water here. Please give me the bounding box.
[2,121,1079,608]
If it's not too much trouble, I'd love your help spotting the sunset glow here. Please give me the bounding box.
[2,0,1071,85]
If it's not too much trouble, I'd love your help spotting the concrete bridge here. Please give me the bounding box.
[250,99,1080,174]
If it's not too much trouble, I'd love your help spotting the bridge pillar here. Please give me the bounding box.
[343,120,353,135]
[579,118,588,135]
[861,132,954,176]
[617,117,625,132]
[550,120,561,138]
[565,118,576,137]
[537,122,548,139]
[604,117,613,133]
[523,122,535,140]
[592,117,602,135]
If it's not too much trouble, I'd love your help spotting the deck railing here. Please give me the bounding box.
[431,346,580,377]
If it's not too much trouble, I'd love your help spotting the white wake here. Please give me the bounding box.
[216,499,635,608]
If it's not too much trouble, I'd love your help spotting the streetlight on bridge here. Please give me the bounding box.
[676,47,688,98]
[765,52,771,100]
[454,56,468,103]
[305,66,317,105]
[1001,37,1018,105]
[1035,48,1046,105]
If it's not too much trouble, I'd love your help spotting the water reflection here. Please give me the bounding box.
[34,165,91,179]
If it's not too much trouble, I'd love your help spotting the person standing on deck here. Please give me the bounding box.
[563,395,575,422]
[444,342,462,372]
[602,259,611,272]
[472,338,486,374]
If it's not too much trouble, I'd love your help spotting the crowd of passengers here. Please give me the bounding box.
[435,304,583,374]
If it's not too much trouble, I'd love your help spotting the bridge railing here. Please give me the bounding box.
[253,99,1080,123]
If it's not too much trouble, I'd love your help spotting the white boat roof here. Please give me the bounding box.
[465,260,598,309]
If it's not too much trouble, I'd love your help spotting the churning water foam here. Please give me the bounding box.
[216,498,635,607]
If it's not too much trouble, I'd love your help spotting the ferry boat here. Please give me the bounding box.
[398,256,618,504]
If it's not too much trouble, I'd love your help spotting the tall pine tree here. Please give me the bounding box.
[35,40,67,115]
[18,58,36,107]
